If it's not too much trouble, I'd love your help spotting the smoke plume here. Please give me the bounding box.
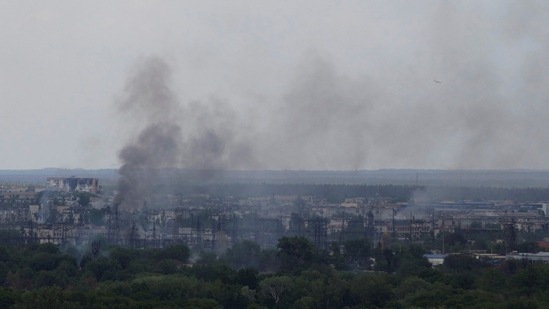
[113,2,549,210]
[114,58,182,211]
[114,57,253,211]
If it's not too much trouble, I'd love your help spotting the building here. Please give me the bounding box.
[423,254,448,266]
[506,252,549,263]
[46,177,99,193]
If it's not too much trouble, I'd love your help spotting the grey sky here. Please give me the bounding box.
[1,1,548,170]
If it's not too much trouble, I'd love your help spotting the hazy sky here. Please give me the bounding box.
[1,1,548,170]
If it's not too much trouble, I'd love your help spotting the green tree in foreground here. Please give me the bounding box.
[259,276,294,307]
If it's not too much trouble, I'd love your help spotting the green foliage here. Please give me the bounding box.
[88,209,105,226]
[236,268,259,289]
[444,230,468,250]
[342,238,373,270]
[26,243,57,255]
[15,286,68,309]
[516,241,541,253]
[184,298,222,309]
[394,248,431,277]
[156,245,190,262]
[348,273,396,308]
[0,288,20,308]
[0,237,548,308]
[84,256,120,281]
[0,230,24,246]
[222,240,262,270]
[443,254,484,272]
[477,268,506,293]
[277,237,316,274]
[77,192,92,207]
[259,276,294,306]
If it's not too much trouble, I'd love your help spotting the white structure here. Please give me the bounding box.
[47,177,99,193]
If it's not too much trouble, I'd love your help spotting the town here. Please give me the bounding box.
[1,174,548,265]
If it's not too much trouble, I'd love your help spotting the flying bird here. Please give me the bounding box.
[433,80,442,84]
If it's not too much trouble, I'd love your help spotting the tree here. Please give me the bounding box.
[183,298,222,309]
[348,273,395,308]
[110,248,134,270]
[288,213,306,237]
[327,242,346,270]
[84,256,120,281]
[158,245,190,262]
[509,265,540,297]
[89,209,104,226]
[396,276,432,300]
[443,254,483,272]
[222,241,261,269]
[16,286,68,308]
[236,268,259,289]
[393,245,431,277]
[516,241,539,253]
[259,276,294,305]
[0,288,19,308]
[444,230,467,251]
[404,281,454,308]
[477,268,506,293]
[343,238,372,270]
[77,193,92,207]
[277,237,316,274]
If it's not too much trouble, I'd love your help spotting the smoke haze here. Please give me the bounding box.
[115,57,256,209]
[109,1,549,187]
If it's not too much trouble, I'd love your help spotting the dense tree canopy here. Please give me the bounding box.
[0,238,547,308]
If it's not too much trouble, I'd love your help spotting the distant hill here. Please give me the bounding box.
[2,168,549,188]
[0,169,118,184]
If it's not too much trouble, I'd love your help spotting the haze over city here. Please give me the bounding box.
[1,1,548,170]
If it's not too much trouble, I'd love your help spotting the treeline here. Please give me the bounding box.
[171,183,549,203]
[175,183,419,202]
[0,237,548,308]
[10,182,549,204]
[412,186,549,203]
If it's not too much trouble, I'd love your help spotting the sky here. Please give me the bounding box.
[0,1,548,170]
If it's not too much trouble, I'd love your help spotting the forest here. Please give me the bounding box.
[0,234,548,308]
[166,182,549,203]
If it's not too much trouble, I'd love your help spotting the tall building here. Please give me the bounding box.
[46,177,99,194]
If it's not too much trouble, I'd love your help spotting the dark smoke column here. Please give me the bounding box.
[114,57,182,212]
